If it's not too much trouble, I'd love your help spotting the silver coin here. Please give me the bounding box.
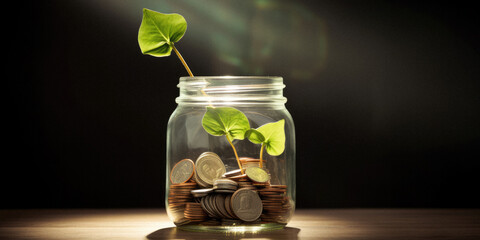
[231,188,263,222]
[222,169,242,178]
[201,196,215,218]
[214,179,238,186]
[224,194,236,219]
[196,152,226,186]
[214,194,231,219]
[195,173,211,188]
[208,194,222,219]
[191,188,213,197]
[214,189,236,193]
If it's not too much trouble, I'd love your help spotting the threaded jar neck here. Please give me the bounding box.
[176,76,287,105]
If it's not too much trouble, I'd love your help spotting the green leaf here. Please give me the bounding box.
[138,8,187,57]
[202,107,250,141]
[256,119,285,156]
[245,129,265,144]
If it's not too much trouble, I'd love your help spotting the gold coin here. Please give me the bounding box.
[245,166,270,183]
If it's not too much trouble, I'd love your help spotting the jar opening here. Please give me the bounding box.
[176,76,287,105]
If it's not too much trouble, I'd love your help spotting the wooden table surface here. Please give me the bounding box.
[0,209,479,239]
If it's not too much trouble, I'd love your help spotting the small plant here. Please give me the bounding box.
[245,120,286,168]
[202,107,250,174]
[202,107,285,172]
[138,9,286,171]
[138,9,193,76]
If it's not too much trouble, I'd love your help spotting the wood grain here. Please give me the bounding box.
[0,209,478,239]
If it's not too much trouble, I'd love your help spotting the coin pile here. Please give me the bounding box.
[201,193,235,219]
[236,177,256,190]
[213,179,238,193]
[184,202,208,222]
[257,185,291,223]
[223,169,256,190]
[239,157,266,169]
[167,181,198,224]
[168,152,292,226]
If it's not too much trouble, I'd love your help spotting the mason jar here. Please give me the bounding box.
[165,76,295,232]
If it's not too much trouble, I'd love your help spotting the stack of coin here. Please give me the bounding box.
[239,157,266,169]
[168,152,292,226]
[227,173,248,181]
[223,172,254,190]
[213,179,238,193]
[257,185,289,223]
[236,178,256,190]
[167,181,198,224]
[195,152,226,188]
[184,202,208,222]
[201,193,236,219]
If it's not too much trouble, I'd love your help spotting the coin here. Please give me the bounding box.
[170,159,195,184]
[201,196,215,218]
[191,188,213,198]
[206,194,222,219]
[239,157,265,163]
[257,184,291,223]
[222,169,242,178]
[214,194,231,219]
[224,194,236,219]
[228,174,248,180]
[245,166,270,183]
[195,152,226,187]
[168,181,198,224]
[231,188,263,222]
[184,202,208,222]
[213,179,238,192]
[194,173,210,188]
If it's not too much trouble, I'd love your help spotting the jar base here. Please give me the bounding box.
[177,222,286,233]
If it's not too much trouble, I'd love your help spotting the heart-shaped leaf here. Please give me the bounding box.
[138,8,187,57]
[253,119,285,156]
[202,107,250,141]
[245,128,265,144]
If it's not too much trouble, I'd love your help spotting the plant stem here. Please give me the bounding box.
[226,136,244,174]
[172,44,193,77]
[172,44,211,104]
[259,143,265,168]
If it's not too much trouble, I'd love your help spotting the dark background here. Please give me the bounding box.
[5,0,479,208]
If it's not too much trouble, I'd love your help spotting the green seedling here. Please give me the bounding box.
[202,107,250,174]
[138,8,193,76]
[246,119,286,168]
[138,9,286,171]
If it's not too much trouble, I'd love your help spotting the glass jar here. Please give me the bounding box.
[165,76,295,232]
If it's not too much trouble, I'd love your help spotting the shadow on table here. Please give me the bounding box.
[146,226,300,240]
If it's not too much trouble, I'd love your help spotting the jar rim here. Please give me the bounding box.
[176,76,287,105]
[179,76,283,81]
